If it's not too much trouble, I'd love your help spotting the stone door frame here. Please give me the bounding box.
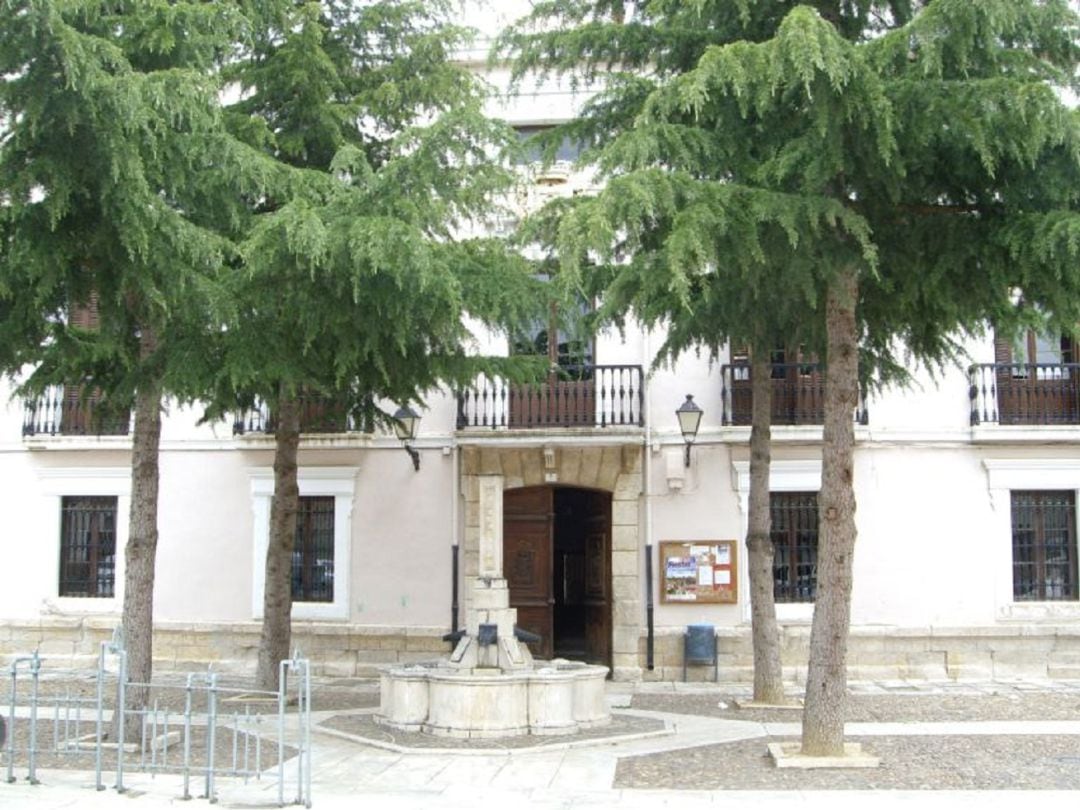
[460,445,643,681]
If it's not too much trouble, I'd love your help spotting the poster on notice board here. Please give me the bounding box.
[659,540,738,604]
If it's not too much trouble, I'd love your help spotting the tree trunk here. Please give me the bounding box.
[119,326,162,737]
[801,265,860,756]
[747,348,786,704]
[256,389,301,691]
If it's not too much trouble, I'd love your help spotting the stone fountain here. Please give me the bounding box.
[377,477,610,738]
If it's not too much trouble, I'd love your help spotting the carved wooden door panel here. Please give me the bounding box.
[583,490,612,668]
[503,488,554,659]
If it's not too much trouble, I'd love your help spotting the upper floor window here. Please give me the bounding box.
[510,285,593,374]
[1008,331,1075,379]
[514,125,584,165]
[59,495,117,597]
[1011,490,1077,601]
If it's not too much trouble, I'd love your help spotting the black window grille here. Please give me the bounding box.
[1011,490,1077,601]
[59,496,117,597]
[292,496,335,603]
[771,492,818,603]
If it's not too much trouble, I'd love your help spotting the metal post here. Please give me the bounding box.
[7,653,49,784]
[114,646,126,793]
[301,657,311,808]
[27,652,40,785]
[7,659,19,784]
[204,672,218,803]
[277,660,287,808]
[182,674,194,800]
[95,643,106,790]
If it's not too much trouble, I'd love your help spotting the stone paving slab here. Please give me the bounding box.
[4,679,1080,808]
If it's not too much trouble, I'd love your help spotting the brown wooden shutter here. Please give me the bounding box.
[993,331,1013,364]
[69,290,100,330]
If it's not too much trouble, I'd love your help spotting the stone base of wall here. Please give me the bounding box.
[0,618,451,678]
[3,619,1077,682]
[641,624,1080,683]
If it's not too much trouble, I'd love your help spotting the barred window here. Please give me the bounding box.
[59,496,117,597]
[292,496,334,603]
[771,492,818,603]
[1011,490,1077,601]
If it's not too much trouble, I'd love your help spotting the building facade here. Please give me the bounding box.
[2,316,1078,682]
[1,5,1077,683]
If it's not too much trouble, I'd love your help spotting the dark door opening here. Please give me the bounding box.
[503,486,612,669]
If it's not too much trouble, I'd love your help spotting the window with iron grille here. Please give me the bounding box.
[771,492,818,602]
[292,496,334,602]
[59,496,117,597]
[1011,490,1077,601]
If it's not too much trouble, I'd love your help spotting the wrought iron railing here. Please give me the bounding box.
[969,363,1080,425]
[233,397,356,435]
[720,363,869,426]
[456,364,644,429]
[22,385,132,437]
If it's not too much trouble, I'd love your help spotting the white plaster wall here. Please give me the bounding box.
[851,447,998,626]
[153,450,253,621]
[350,447,454,626]
[864,347,976,438]
[0,377,24,443]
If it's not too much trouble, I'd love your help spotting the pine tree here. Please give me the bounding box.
[0,0,278,722]
[216,0,537,690]
[502,0,1080,755]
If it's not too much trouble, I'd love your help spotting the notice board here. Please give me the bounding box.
[660,540,738,604]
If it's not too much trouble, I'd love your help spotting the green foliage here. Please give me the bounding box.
[0,0,280,402]
[500,0,1080,382]
[207,0,542,426]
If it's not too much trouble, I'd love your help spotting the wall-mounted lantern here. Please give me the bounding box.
[675,394,703,468]
[392,404,421,471]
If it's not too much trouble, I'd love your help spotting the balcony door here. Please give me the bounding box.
[729,345,823,426]
[509,298,595,428]
[996,332,1078,424]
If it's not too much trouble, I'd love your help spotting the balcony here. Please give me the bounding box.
[456,365,644,430]
[969,363,1080,425]
[720,363,869,426]
[23,385,131,437]
[233,397,356,435]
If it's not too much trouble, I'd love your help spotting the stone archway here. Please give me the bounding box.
[460,445,643,681]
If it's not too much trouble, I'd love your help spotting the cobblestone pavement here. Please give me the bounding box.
[3,678,1079,807]
[616,679,1080,790]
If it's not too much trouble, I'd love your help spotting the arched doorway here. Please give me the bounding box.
[503,486,612,668]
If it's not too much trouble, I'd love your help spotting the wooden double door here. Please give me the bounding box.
[503,486,612,668]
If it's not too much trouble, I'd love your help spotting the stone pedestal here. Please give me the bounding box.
[448,576,533,671]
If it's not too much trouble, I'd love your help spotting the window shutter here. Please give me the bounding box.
[993,332,1013,364]
[69,290,100,330]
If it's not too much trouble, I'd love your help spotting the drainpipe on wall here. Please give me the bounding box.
[642,327,655,671]
[449,440,462,644]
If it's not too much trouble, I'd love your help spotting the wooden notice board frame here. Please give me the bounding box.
[659,540,738,604]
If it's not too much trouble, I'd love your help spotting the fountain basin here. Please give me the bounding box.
[377,660,610,738]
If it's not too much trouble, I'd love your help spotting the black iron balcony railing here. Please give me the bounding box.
[233,397,355,435]
[720,363,869,426]
[23,385,131,437]
[969,363,1080,426]
[457,364,644,429]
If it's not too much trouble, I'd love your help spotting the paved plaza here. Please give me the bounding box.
[3,678,1080,809]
